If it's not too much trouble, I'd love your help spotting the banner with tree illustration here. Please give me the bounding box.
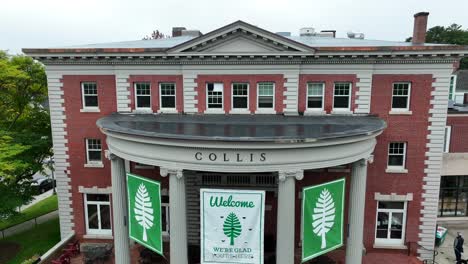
[302,178,345,262]
[127,173,163,255]
[200,189,265,264]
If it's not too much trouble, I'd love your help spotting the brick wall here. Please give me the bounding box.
[447,115,468,152]
[62,75,116,238]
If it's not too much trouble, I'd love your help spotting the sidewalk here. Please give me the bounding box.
[0,210,58,239]
[435,220,468,264]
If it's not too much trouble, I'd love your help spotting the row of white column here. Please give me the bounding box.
[109,155,368,264]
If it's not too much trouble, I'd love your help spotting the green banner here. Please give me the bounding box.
[127,173,163,255]
[302,178,345,262]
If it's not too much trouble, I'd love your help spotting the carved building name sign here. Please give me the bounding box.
[194,152,267,163]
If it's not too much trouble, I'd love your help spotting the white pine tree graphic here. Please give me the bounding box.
[134,183,154,242]
[312,188,336,249]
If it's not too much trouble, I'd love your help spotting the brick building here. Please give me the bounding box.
[23,12,468,264]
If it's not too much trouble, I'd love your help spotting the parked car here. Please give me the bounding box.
[31,177,55,194]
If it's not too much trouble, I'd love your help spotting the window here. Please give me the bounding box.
[81,82,98,109]
[257,82,274,109]
[449,75,457,101]
[333,82,351,110]
[86,139,102,164]
[391,83,411,111]
[135,82,151,110]
[387,142,406,169]
[160,83,176,109]
[375,201,407,245]
[84,194,112,235]
[444,126,451,153]
[439,176,468,217]
[232,83,249,109]
[161,196,170,236]
[307,83,325,110]
[206,83,223,109]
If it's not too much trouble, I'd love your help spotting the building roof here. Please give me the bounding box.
[22,20,468,55]
[96,113,386,143]
[456,70,468,92]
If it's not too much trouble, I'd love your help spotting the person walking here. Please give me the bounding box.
[454,232,465,263]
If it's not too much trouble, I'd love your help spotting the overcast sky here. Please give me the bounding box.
[2,0,468,54]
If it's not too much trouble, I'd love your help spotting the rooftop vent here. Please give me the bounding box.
[276,32,291,37]
[300,27,315,36]
[172,27,186,37]
[316,30,336,38]
[347,32,365,39]
[181,30,202,37]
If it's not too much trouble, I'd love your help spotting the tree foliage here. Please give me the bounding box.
[142,30,167,40]
[406,24,468,69]
[0,51,52,218]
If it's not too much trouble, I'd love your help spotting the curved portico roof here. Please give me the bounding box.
[97,113,386,143]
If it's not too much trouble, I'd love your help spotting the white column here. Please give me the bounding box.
[277,170,303,264]
[161,168,188,264]
[110,154,131,264]
[345,159,368,264]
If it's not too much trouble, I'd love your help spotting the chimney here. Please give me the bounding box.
[172,27,186,37]
[412,12,429,44]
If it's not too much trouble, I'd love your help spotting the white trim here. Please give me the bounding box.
[373,244,407,250]
[81,82,99,111]
[159,82,177,112]
[389,110,413,115]
[80,108,101,113]
[449,74,457,100]
[374,193,413,201]
[387,142,407,171]
[256,82,276,114]
[83,234,114,239]
[230,82,249,113]
[306,82,325,111]
[391,82,411,112]
[206,82,224,110]
[304,110,327,115]
[84,193,112,236]
[374,201,407,246]
[161,202,170,236]
[444,126,451,153]
[134,82,152,111]
[332,82,352,111]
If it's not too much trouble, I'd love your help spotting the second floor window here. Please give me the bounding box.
[135,83,151,110]
[160,83,176,109]
[388,142,406,169]
[333,82,351,110]
[444,126,451,153]
[207,83,223,109]
[86,139,102,164]
[307,83,325,110]
[392,83,411,111]
[82,82,98,109]
[232,83,249,109]
[258,82,274,109]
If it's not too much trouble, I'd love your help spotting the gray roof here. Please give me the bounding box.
[456,70,468,92]
[51,35,444,50]
[97,113,386,143]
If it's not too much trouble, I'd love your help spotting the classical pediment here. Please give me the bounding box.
[168,20,315,54]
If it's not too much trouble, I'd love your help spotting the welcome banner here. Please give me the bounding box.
[200,189,265,264]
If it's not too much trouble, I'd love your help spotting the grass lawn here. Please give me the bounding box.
[0,217,60,264]
[0,194,58,230]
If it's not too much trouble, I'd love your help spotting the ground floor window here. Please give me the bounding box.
[375,201,407,245]
[161,195,169,236]
[84,193,112,235]
[439,176,468,217]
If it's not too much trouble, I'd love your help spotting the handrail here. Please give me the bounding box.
[406,241,439,264]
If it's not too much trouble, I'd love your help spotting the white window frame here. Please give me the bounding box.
[81,82,99,112]
[162,202,170,236]
[444,126,451,153]
[306,82,325,112]
[256,82,275,114]
[159,82,177,113]
[449,75,457,101]
[386,142,407,173]
[84,194,112,235]
[206,82,224,112]
[391,82,411,112]
[85,138,103,167]
[230,82,249,113]
[374,201,407,246]
[134,82,152,111]
[332,82,352,112]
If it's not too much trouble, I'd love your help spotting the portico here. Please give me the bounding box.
[98,113,385,264]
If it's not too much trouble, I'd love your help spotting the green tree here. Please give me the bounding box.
[0,51,52,218]
[406,24,468,69]
[223,212,242,246]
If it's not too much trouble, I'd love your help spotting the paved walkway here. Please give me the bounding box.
[435,220,468,264]
[0,210,58,239]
